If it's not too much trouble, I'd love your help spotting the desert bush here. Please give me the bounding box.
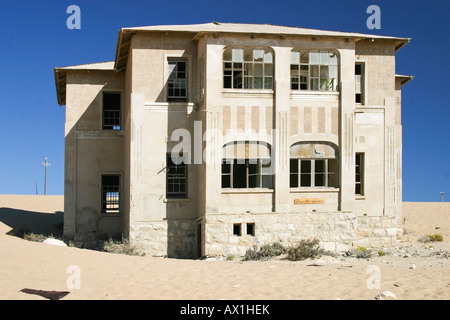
[6,227,54,243]
[378,250,386,256]
[347,246,373,259]
[243,242,287,261]
[286,238,322,261]
[419,234,444,243]
[103,239,145,256]
[23,232,47,242]
[427,234,444,242]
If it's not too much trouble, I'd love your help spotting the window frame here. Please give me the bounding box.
[167,60,188,102]
[223,47,274,90]
[355,63,365,104]
[290,50,339,92]
[221,158,274,189]
[355,153,365,196]
[101,174,121,215]
[102,92,122,131]
[290,158,339,189]
[166,153,188,199]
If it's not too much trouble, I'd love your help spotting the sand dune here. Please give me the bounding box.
[0,195,448,300]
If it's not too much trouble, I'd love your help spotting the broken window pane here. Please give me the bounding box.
[264,51,273,63]
[233,160,246,188]
[254,49,264,61]
[291,50,339,91]
[102,175,120,214]
[300,51,309,64]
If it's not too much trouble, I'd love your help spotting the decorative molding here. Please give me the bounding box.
[144,102,196,113]
[76,130,124,139]
[222,89,273,99]
[290,91,339,101]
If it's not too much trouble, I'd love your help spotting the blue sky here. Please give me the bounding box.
[0,0,449,201]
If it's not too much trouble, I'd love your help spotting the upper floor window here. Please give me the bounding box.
[167,60,187,102]
[102,92,121,130]
[290,50,338,91]
[355,63,364,104]
[223,47,274,90]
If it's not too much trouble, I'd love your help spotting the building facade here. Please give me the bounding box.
[54,23,412,258]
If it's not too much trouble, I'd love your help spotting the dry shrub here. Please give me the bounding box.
[286,238,322,261]
[103,239,145,256]
[243,242,287,261]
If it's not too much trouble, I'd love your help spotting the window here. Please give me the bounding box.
[233,224,241,236]
[355,153,365,195]
[166,154,187,198]
[101,175,120,214]
[167,60,187,102]
[222,159,273,189]
[222,141,273,189]
[103,92,121,130]
[355,63,364,104]
[246,223,255,236]
[290,50,338,91]
[223,47,274,89]
[290,143,339,188]
[290,159,338,188]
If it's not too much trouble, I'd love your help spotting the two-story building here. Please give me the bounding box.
[54,22,412,258]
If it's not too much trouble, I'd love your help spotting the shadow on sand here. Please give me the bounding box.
[0,207,63,238]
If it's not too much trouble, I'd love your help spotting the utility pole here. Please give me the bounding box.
[441,192,445,203]
[41,157,51,195]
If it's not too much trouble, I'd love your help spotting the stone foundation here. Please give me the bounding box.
[65,212,400,259]
[63,232,122,250]
[130,219,197,258]
[204,212,399,257]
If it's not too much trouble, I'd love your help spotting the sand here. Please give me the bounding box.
[0,195,448,300]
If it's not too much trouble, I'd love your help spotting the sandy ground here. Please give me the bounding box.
[0,195,448,300]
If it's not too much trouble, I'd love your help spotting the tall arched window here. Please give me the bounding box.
[290,50,338,91]
[222,141,273,189]
[290,142,339,188]
[223,47,274,90]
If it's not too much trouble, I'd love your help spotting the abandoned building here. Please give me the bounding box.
[54,22,412,258]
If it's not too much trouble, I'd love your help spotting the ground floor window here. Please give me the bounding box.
[222,159,273,189]
[166,154,187,198]
[290,158,338,188]
[221,141,273,190]
[355,153,365,195]
[289,142,339,188]
[101,175,120,214]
